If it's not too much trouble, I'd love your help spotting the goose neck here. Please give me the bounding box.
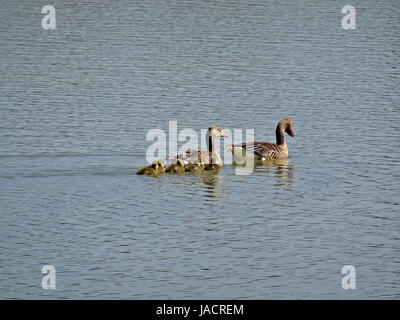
[207,135,220,164]
[275,123,286,146]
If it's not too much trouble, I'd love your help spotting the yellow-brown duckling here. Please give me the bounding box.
[185,160,205,173]
[136,161,159,176]
[166,159,185,174]
[156,160,165,174]
[204,163,222,171]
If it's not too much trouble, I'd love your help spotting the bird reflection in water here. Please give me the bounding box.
[258,158,295,212]
[200,171,223,198]
[233,158,294,189]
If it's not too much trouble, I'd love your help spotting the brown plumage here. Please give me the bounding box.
[232,118,294,160]
[175,126,228,166]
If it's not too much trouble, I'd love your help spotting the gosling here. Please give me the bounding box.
[157,160,165,174]
[204,163,222,171]
[136,161,159,176]
[185,159,205,173]
[166,159,185,174]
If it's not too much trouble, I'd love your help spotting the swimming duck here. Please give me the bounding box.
[136,161,159,176]
[231,118,294,160]
[166,159,186,174]
[176,126,228,166]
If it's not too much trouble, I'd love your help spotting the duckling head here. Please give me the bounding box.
[151,161,159,170]
[157,160,165,169]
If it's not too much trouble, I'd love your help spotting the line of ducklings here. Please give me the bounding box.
[137,159,221,176]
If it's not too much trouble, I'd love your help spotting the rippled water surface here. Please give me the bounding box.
[0,0,399,299]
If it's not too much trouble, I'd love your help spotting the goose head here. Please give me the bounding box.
[207,126,228,139]
[279,118,294,137]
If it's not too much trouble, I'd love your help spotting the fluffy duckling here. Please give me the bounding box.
[136,161,159,176]
[156,160,165,174]
[166,159,186,174]
[185,159,205,173]
[204,163,222,171]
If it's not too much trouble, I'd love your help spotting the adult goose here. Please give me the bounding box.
[177,126,228,167]
[231,118,294,160]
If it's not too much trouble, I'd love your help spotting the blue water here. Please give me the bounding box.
[0,0,399,299]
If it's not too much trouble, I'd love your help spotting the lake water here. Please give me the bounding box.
[0,0,399,299]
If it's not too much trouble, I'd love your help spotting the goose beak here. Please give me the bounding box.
[220,131,228,137]
[289,131,294,137]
